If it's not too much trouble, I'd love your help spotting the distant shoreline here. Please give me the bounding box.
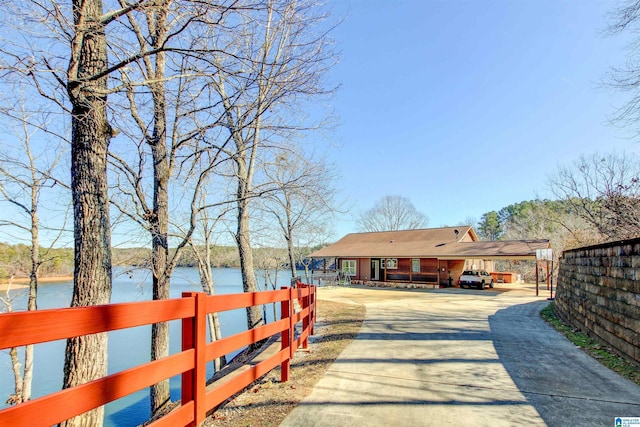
[0,275,73,292]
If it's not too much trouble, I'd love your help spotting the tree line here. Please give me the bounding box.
[473,152,640,279]
[477,152,640,246]
[0,243,328,281]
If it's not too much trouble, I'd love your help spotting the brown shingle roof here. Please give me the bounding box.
[430,240,551,259]
[308,227,550,260]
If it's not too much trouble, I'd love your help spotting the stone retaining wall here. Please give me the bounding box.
[555,238,640,367]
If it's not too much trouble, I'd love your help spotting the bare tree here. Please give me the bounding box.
[260,150,339,278]
[548,152,640,240]
[101,2,236,413]
[0,0,337,421]
[60,1,117,425]
[499,199,601,281]
[357,195,429,232]
[0,95,69,405]
[108,1,185,411]
[184,200,230,372]
[458,216,478,228]
[606,0,640,136]
[253,244,288,322]
[192,247,227,372]
[206,0,338,334]
[1,0,149,423]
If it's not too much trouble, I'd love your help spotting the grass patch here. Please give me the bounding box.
[541,302,640,386]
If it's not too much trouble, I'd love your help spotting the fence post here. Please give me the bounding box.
[280,287,291,382]
[301,284,309,349]
[288,287,296,360]
[310,286,316,336]
[181,292,207,426]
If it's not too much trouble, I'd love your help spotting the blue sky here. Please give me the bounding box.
[322,0,640,238]
[1,1,637,248]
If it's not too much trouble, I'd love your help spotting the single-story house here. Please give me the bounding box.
[307,226,550,287]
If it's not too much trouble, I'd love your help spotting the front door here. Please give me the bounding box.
[371,259,380,281]
[439,260,449,286]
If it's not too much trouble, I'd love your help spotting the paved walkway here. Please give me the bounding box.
[280,285,640,427]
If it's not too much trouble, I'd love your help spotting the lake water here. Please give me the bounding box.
[0,267,297,426]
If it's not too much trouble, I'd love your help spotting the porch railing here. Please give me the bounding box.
[0,282,316,427]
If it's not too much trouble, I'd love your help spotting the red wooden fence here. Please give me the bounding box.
[0,282,316,427]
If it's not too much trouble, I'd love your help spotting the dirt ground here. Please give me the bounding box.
[0,275,73,292]
[203,298,365,427]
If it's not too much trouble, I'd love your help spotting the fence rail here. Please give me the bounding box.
[0,282,317,427]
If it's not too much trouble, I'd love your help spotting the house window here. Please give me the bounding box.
[342,260,357,275]
[412,259,420,273]
[385,258,398,269]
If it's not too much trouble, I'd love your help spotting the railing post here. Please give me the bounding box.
[181,292,207,426]
[301,284,309,349]
[280,286,291,382]
[288,287,296,360]
[310,285,316,335]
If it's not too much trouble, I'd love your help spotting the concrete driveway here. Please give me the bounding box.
[280,284,640,427]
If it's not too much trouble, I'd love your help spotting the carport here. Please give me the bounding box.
[432,240,554,295]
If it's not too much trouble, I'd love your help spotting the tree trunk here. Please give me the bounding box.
[215,67,264,337]
[22,205,38,403]
[148,68,171,418]
[147,3,171,415]
[7,346,22,405]
[62,1,112,426]
[286,197,297,279]
[198,259,226,372]
[236,195,263,333]
[235,137,263,332]
[302,260,311,284]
